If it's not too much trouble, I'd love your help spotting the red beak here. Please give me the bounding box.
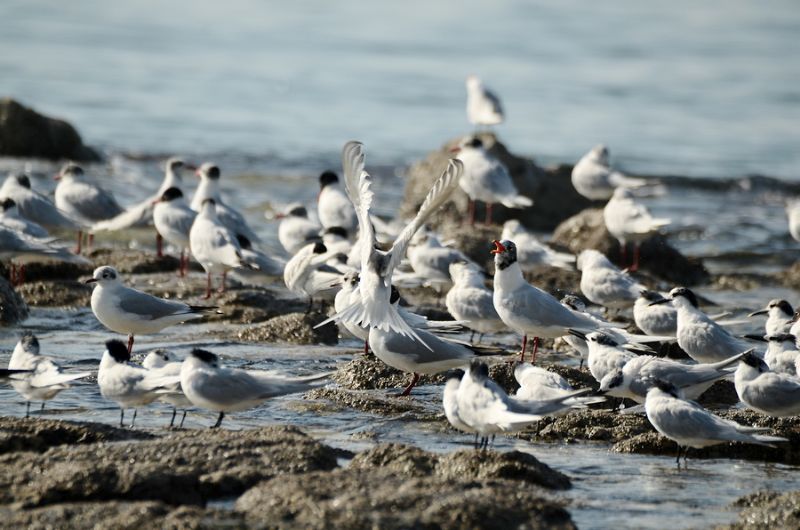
[53,173,61,181]
[490,240,506,254]
[448,146,461,153]
[151,198,161,206]
[184,163,198,171]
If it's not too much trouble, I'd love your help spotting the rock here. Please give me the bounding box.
[87,248,179,275]
[0,98,101,161]
[525,409,653,444]
[237,312,338,345]
[304,387,438,418]
[0,417,154,455]
[0,425,339,508]
[776,262,800,289]
[215,289,307,324]
[16,281,92,307]
[400,134,591,231]
[0,276,28,324]
[331,353,445,390]
[5,260,94,283]
[551,208,709,285]
[720,490,800,529]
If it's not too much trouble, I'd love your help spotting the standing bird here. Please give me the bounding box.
[283,241,341,309]
[8,333,91,416]
[734,352,800,417]
[452,137,531,225]
[786,199,800,243]
[180,348,330,428]
[0,173,80,232]
[87,265,214,353]
[0,226,89,284]
[514,363,604,412]
[0,198,50,238]
[604,187,670,271]
[571,145,648,201]
[231,235,285,284]
[748,299,794,336]
[445,261,505,341]
[142,350,193,428]
[153,187,196,276]
[190,163,260,243]
[317,171,357,233]
[569,330,636,384]
[275,203,321,255]
[408,232,474,290]
[577,249,644,310]
[465,75,504,128]
[634,290,678,337]
[501,220,574,271]
[443,369,477,441]
[54,162,124,253]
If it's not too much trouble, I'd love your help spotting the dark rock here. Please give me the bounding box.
[215,289,307,324]
[0,417,154,455]
[16,281,92,307]
[720,490,800,529]
[551,208,709,285]
[87,248,179,275]
[776,262,800,290]
[7,260,94,282]
[0,98,101,161]
[697,380,740,407]
[304,387,438,418]
[237,311,338,345]
[525,409,653,444]
[331,353,445,390]
[400,134,591,232]
[0,276,28,324]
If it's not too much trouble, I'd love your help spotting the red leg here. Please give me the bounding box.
[520,334,528,362]
[485,203,493,225]
[619,242,627,268]
[127,334,134,355]
[218,271,227,293]
[399,373,420,396]
[18,264,25,285]
[9,264,17,286]
[156,233,164,258]
[531,337,539,364]
[629,243,640,272]
[204,273,212,299]
[363,340,369,355]
[468,199,476,226]
[179,249,186,277]
[75,231,83,254]
[87,233,94,251]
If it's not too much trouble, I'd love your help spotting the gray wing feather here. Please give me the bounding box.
[118,288,194,319]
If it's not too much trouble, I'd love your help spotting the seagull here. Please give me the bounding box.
[97,339,182,427]
[0,226,89,284]
[650,287,753,363]
[451,137,531,225]
[604,187,670,271]
[761,334,800,375]
[443,369,477,440]
[408,232,474,290]
[318,141,462,347]
[735,352,800,417]
[571,145,648,201]
[7,333,91,416]
[180,348,330,428]
[283,241,341,309]
[0,172,80,232]
[0,198,50,238]
[87,265,215,353]
[152,187,196,276]
[231,235,285,283]
[275,203,322,254]
[577,249,644,309]
[142,349,193,428]
[190,198,258,298]
[569,330,637,384]
[190,163,260,243]
[645,379,786,463]
[748,299,794,336]
[599,349,747,404]
[317,171,357,233]
[514,363,604,413]
[500,220,574,271]
[445,261,505,341]
[465,75,504,128]
[786,199,800,243]
[634,290,678,336]
[54,162,124,252]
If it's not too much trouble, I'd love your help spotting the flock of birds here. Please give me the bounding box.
[1,76,800,462]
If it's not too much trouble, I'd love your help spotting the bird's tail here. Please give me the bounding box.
[500,195,533,209]
[746,433,788,447]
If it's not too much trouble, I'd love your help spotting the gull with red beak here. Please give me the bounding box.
[190,163,260,244]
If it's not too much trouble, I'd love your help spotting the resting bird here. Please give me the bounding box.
[604,187,670,271]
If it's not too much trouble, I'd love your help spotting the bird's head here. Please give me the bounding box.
[85,265,120,286]
[490,239,517,270]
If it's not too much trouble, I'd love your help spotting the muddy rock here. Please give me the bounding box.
[16,281,92,307]
[87,248,180,275]
[551,208,709,285]
[304,387,438,418]
[400,134,590,232]
[238,311,338,345]
[1,260,94,283]
[0,416,154,455]
[0,98,101,161]
[332,353,445,390]
[719,490,800,529]
[0,276,28,324]
[525,409,653,443]
[776,261,800,289]
[0,425,338,508]
[236,467,575,530]
[214,289,306,324]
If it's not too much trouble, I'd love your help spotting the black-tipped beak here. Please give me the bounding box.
[84,278,97,284]
[748,309,768,317]
[567,329,587,340]
[648,298,671,306]
[742,334,767,343]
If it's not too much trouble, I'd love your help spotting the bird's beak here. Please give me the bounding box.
[449,146,461,153]
[273,213,286,220]
[84,278,97,284]
[194,169,202,177]
[151,198,161,206]
[567,329,587,340]
[742,334,767,343]
[490,240,505,254]
[596,388,608,396]
[648,298,671,306]
[748,309,768,317]
[184,163,198,171]
[53,173,61,181]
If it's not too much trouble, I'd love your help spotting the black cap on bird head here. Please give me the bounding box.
[390,285,401,304]
[639,290,667,303]
[160,187,183,202]
[469,360,489,380]
[204,165,221,180]
[651,378,679,398]
[669,287,698,308]
[767,333,796,343]
[105,339,130,363]
[591,333,618,347]
[191,348,219,365]
[490,239,516,270]
[446,368,465,382]
[13,173,31,189]
[771,299,794,315]
[319,171,339,189]
[0,198,16,211]
[312,242,327,254]
[741,351,768,372]
[287,205,308,217]
[236,234,252,250]
[468,137,483,149]
[325,226,348,239]
[20,332,39,353]
[202,198,216,208]
[604,370,624,391]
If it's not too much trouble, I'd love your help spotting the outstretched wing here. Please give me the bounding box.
[341,141,376,272]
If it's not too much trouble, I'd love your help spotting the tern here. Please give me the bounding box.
[571,144,648,201]
[275,203,322,255]
[142,349,193,428]
[634,290,678,336]
[465,75,504,127]
[500,220,574,271]
[748,299,794,336]
[317,171,357,233]
[569,330,636,384]
[514,363,604,412]
[445,261,505,341]
[0,198,50,238]
[408,231,474,290]
[604,187,670,271]
[734,352,800,417]
[786,199,800,243]
[577,249,644,309]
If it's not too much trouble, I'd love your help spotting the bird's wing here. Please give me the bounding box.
[69,183,124,221]
[341,141,377,272]
[92,200,154,232]
[483,88,504,116]
[117,288,195,320]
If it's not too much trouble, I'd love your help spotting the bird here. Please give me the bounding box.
[0,226,89,284]
[408,231,474,290]
[190,163,260,243]
[514,363,604,413]
[283,241,341,309]
[734,352,800,417]
[275,203,322,254]
[0,198,50,238]
[761,334,800,376]
[634,290,678,336]
[748,299,794,336]
[7,333,91,416]
[451,137,531,225]
[190,198,257,298]
[443,369,478,443]
[87,265,215,354]
[645,379,786,463]
[230,235,285,283]
[321,226,353,257]
[153,187,197,276]
[577,249,644,309]
[0,172,81,232]
[569,330,637,384]
[445,261,505,341]
[465,75,504,128]
[179,348,330,428]
[603,187,670,271]
[54,162,124,252]
[786,199,800,243]
[334,270,370,347]
[500,220,574,271]
[97,339,182,427]
[142,349,193,428]
[317,171,357,233]
[650,287,753,363]
[570,145,648,201]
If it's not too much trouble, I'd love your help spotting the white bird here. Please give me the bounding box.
[153,187,196,276]
[317,171,357,233]
[604,187,670,272]
[142,349,193,428]
[577,249,644,309]
[0,198,49,238]
[0,226,89,284]
[445,261,505,340]
[190,163,260,243]
[408,232,474,290]
[645,379,786,463]
[465,75,504,127]
[334,271,370,346]
[443,369,477,439]
[0,172,80,232]
[501,220,574,271]
[97,339,182,427]
[634,290,678,336]
[230,235,285,283]
[275,203,321,255]
[569,330,637,384]
[452,137,531,225]
[283,241,341,308]
[786,199,800,243]
[7,333,91,416]
[514,363,604,413]
[735,352,800,417]
[321,226,353,257]
[762,334,800,375]
[54,162,124,252]
[748,299,794,336]
[180,348,330,428]
[571,145,648,201]
[87,265,214,354]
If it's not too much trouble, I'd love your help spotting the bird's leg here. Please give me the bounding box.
[629,243,641,272]
[18,264,25,285]
[156,232,164,258]
[127,334,134,355]
[491,434,496,448]
[178,249,185,277]
[675,445,682,465]
[579,358,584,370]
[519,335,528,362]
[531,337,540,364]
[477,333,484,344]
[683,447,690,464]
[169,407,177,428]
[25,401,30,418]
[212,411,225,429]
[75,231,83,254]
[9,263,16,286]
[119,408,124,428]
[40,402,45,413]
[87,233,94,251]
[469,330,475,343]
[130,409,137,428]
[619,242,627,269]
[179,410,187,429]
[485,203,493,225]
[399,373,421,396]
[473,433,479,449]
[363,340,370,355]
[204,273,213,299]
[217,271,227,294]
[467,199,476,226]
[306,296,313,314]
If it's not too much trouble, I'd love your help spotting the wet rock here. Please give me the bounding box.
[215,289,306,324]
[0,98,101,161]
[696,380,740,407]
[305,387,438,419]
[16,281,92,307]
[400,134,590,232]
[236,467,575,530]
[332,353,445,390]
[237,311,338,345]
[713,273,778,291]
[1,260,93,283]
[527,409,653,443]
[551,208,709,285]
[87,248,179,275]
[0,276,28,324]
[0,416,154,455]
[0,425,338,508]
[720,490,800,529]
[776,261,800,289]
